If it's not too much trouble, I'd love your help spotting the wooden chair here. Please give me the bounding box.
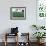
[18,33,30,46]
[4,33,18,46]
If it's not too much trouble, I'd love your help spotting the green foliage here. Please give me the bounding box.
[40,26,45,29]
[32,25,38,30]
[32,25,45,30]
[32,25,37,27]
[33,32,46,39]
[39,13,44,17]
[13,12,24,17]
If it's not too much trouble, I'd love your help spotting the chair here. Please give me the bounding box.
[4,27,19,46]
[4,33,18,46]
[18,33,30,46]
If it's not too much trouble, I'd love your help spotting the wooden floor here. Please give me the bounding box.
[0,42,46,46]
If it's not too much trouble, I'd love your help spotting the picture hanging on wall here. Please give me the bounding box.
[10,7,26,20]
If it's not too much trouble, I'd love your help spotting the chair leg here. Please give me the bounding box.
[4,41,7,46]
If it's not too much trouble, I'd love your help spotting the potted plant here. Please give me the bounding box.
[33,32,46,43]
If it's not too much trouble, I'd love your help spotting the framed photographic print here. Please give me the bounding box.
[37,0,46,18]
[36,0,46,26]
[10,7,26,20]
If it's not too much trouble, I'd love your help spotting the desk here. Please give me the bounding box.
[4,33,18,46]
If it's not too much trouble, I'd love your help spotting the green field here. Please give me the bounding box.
[13,12,24,17]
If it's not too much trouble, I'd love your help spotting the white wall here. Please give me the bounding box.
[0,0,37,42]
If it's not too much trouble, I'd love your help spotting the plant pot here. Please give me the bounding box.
[37,39,40,43]
[37,39,44,44]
